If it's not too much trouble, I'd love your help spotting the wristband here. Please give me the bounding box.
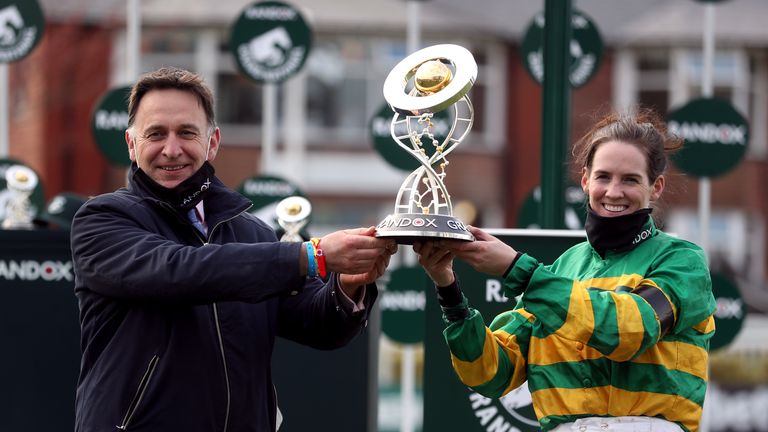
[311,238,327,279]
[503,251,523,279]
[305,241,318,278]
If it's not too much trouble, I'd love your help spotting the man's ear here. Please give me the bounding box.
[206,127,221,161]
[126,130,136,162]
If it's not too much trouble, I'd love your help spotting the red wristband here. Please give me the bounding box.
[311,238,327,279]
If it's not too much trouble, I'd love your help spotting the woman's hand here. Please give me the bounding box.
[413,240,455,287]
[442,226,518,277]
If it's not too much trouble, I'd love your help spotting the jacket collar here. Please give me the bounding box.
[127,163,253,228]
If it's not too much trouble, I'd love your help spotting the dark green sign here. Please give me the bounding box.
[667,97,749,178]
[39,192,87,230]
[521,9,603,88]
[238,174,302,210]
[370,103,452,172]
[709,271,744,352]
[517,185,586,229]
[0,158,44,221]
[424,230,586,432]
[380,266,428,344]
[0,0,44,63]
[91,86,131,167]
[230,1,312,84]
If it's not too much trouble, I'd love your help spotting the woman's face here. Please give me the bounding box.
[581,140,664,218]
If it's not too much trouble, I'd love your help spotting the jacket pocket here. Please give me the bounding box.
[116,355,160,430]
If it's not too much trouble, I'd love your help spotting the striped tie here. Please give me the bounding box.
[187,208,207,236]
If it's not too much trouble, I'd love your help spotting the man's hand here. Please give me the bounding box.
[321,226,397,298]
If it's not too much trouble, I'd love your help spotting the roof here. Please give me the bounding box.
[37,0,768,46]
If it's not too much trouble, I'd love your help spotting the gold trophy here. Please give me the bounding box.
[275,195,311,242]
[2,165,38,229]
[376,44,476,244]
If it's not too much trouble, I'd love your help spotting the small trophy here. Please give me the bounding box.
[2,165,38,230]
[376,44,477,244]
[275,196,311,242]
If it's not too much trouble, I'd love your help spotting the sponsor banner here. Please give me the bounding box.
[0,0,45,63]
[0,259,73,282]
[667,97,749,178]
[521,9,603,88]
[229,1,312,84]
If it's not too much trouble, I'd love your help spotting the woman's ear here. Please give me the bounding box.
[650,175,665,201]
[580,167,589,193]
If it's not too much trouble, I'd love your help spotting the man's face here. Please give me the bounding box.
[126,89,220,188]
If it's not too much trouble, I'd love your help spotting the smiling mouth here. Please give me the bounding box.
[603,204,628,213]
[161,165,186,172]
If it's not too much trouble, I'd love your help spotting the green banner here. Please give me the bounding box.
[91,86,132,167]
[521,9,603,88]
[668,97,749,178]
[709,271,744,352]
[380,266,428,344]
[0,0,45,63]
[230,1,312,84]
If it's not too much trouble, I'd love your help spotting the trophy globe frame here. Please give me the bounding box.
[375,44,477,244]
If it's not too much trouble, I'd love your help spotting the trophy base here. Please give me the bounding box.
[375,213,474,245]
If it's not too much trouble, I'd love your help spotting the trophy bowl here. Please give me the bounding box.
[375,44,477,244]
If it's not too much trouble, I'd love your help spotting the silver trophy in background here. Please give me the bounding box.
[275,195,311,242]
[376,44,477,244]
[2,165,38,229]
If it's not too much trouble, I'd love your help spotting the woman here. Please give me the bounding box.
[415,110,715,432]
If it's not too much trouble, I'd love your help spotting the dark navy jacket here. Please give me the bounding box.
[71,169,376,432]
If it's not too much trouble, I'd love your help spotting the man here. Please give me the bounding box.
[71,67,396,432]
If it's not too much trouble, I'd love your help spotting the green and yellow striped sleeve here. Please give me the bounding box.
[444,308,533,398]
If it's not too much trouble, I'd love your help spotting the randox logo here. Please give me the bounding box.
[377,216,469,231]
[181,178,211,207]
[242,179,296,196]
[378,216,438,229]
[468,385,539,431]
[93,109,129,131]
[667,121,747,146]
[0,4,38,63]
[632,227,653,245]
[0,260,74,282]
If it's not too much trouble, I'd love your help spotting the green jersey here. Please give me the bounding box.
[443,218,715,432]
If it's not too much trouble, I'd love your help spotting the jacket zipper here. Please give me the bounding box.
[116,355,160,430]
[154,201,252,432]
[201,207,250,432]
[212,304,231,432]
